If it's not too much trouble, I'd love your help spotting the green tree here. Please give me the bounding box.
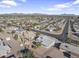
[33,41,42,48]
[14,34,18,40]
[7,23,12,27]
[0,28,4,32]
[23,51,35,58]
[20,48,35,58]
[11,30,15,35]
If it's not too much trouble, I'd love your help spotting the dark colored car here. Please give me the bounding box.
[46,56,52,58]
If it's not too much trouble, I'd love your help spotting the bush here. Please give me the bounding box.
[22,51,35,58]
[33,41,42,48]
[0,28,4,32]
[21,48,35,58]
[14,34,18,40]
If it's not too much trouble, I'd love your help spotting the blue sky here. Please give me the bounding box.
[0,0,79,14]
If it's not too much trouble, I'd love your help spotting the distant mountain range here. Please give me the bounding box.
[0,13,78,16]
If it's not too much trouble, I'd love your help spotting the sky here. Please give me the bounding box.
[0,0,79,15]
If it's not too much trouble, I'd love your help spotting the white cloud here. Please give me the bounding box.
[47,8,61,11]
[46,3,70,11]
[54,2,73,9]
[0,4,11,8]
[21,0,26,2]
[0,0,17,6]
[73,0,79,4]
[54,4,69,9]
[0,0,27,8]
[45,1,75,12]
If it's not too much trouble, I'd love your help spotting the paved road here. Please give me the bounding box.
[31,19,79,57]
[32,20,79,54]
[31,19,68,42]
[59,19,69,42]
[30,19,70,43]
[60,19,79,56]
[60,43,79,55]
[31,28,60,39]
